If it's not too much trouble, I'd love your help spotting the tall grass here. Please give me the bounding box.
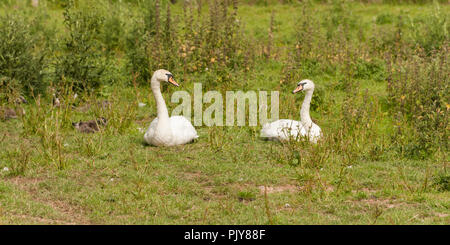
[1,0,448,168]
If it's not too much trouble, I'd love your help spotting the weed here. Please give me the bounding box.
[432,173,450,192]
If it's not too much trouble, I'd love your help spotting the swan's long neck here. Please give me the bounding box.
[300,89,313,129]
[151,76,170,127]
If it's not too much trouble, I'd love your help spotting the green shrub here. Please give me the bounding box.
[125,0,160,85]
[376,13,395,25]
[406,5,449,54]
[354,58,387,82]
[432,173,450,192]
[0,13,46,97]
[54,0,108,93]
[101,6,126,54]
[125,0,253,89]
[387,46,449,159]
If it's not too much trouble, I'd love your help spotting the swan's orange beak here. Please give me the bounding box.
[168,76,179,87]
[292,84,304,94]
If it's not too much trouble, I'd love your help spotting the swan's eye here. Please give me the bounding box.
[165,73,180,87]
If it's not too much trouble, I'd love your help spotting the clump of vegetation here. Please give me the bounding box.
[126,0,253,90]
[0,13,46,97]
[406,3,449,54]
[387,45,449,159]
[432,173,450,192]
[4,146,31,176]
[53,0,109,93]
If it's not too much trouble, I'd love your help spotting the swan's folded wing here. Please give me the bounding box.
[144,117,159,143]
[261,119,305,140]
[308,123,322,143]
[169,116,199,143]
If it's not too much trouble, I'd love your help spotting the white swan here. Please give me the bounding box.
[260,79,322,143]
[144,69,199,146]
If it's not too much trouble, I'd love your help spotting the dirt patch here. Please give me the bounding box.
[7,176,92,224]
[183,171,204,180]
[183,171,216,187]
[5,213,77,225]
[9,176,43,186]
[353,197,411,210]
[352,188,378,194]
[434,213,449,218]
[258,185,299,194]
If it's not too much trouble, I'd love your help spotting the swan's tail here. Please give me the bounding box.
[260,123,271,138]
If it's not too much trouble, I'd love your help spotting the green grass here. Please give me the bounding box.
[1,99,448,224]
[0,1,449,224]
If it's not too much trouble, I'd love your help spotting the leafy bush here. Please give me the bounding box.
[406,5,449,54]
[125,0,253,89]
[376,13,394,25]
[53,0,108,93]
[0,13,46,97]
[387,45,449,159]
[432,173,450,192]
[100,5,126,54]
[354,58,387,82]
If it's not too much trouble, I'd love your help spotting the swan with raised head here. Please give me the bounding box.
[260,79,322,143]
[144,69,198,146]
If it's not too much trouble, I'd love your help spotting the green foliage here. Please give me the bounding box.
[387,46,449,159]
[125,0,160,85]
[432,173,450,192]
[406,4,449,53]
[100,5,126,54]
[4,147,31,176]
[54,0,108,93]
[125,0,252,89]
[0,14,46,97]
[354,58,387,82]
[376,13,395,25]
[237,190,256,201]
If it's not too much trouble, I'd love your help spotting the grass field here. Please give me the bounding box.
[0,0,449,224]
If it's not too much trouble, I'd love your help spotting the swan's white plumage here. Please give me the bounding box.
[260,119,321,143]
[260,79,322,143]
[144,69,198,147]
[144,116,199,146]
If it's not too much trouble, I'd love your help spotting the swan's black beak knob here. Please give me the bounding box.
[166,74,179,87]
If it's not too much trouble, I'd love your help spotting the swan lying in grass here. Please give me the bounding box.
[144,69,198,146]
[260,79,322,143]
